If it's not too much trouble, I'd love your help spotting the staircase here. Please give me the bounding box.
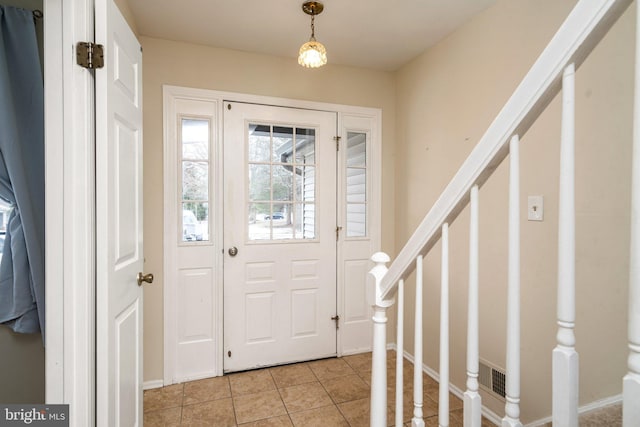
[368,0,639,426]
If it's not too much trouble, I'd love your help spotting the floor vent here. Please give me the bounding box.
[479,359,506,400]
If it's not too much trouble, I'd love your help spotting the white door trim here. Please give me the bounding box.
[45,0,96,425]
[163,85,381,382]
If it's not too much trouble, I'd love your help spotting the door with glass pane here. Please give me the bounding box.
[223,102,337,372]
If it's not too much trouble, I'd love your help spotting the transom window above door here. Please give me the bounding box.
[247,123,317,241]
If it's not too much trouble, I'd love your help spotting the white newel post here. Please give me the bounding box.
[439,224,450,427]
[554,63,579,427]
[370,252,393,427]
[503,135,523,427]
[624,5,640,425]
[465,185,482,427]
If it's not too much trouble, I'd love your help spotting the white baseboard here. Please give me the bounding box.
[382,347,502,425]
[525,394,622,427]
[386,346,622,427]
[143,380,164,390]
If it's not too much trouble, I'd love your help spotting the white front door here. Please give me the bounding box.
[223,102,337,372]
[95,0,144,425]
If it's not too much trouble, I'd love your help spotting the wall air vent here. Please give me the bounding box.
[479,359,506,400]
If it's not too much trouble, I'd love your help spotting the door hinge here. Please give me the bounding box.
[336,226,342,241]
[76,42,104,70]
[331,315,340,330]
[334,136,341,151]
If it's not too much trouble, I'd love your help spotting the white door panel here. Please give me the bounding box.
[224,103,337,372]
[96,0,144,425]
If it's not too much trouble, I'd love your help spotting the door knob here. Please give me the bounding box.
[137,272,154,286]
[228,247,238,257]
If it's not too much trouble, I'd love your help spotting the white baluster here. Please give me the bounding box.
[396,279,405,427]
[413,255,425,427]
[503,135,522,427]
[465,185,481,427]
[439,223,450,427]
[553,63,579,427]
[370,252,393,427]
[624,5,640,425]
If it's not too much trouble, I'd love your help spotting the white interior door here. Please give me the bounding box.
[223,102,337,372]
[95,0,144,425]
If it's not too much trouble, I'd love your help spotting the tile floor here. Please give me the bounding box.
[143,350,494,426]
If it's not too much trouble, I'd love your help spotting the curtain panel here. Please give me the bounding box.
[0,6,45,336]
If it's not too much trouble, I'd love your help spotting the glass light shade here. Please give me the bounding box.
[298,40,327,68]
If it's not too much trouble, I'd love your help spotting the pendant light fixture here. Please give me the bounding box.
[298,1,327,68]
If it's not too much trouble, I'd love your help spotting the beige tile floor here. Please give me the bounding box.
[143,350,494,427]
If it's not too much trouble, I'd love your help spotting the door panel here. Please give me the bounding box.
[96,0,143,425]
[224,103,337,372]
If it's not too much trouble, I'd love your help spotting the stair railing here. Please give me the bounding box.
[368,0,638,426]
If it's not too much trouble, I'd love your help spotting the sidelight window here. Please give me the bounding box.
[180,117,210,242]
[345,131,367,237]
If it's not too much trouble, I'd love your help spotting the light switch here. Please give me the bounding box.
[528,196,544,221]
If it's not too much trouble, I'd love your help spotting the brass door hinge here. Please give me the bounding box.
[76,42,104,69]
[334,136,341,151]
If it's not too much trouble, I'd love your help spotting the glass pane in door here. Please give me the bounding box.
[247,124,317,241]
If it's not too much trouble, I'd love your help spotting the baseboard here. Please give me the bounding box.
[387,347,622,427]
[143,380,164,390]
[525,394,623,427]
[391,348,503,425]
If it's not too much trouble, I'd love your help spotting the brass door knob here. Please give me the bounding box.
[137,272,154,286]
[228,247,238,257]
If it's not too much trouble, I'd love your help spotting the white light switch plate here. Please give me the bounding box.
[528,195,544,221]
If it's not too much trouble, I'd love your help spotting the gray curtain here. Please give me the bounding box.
[0,6,45,336]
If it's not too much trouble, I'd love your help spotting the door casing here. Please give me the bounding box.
[162,85,382,383]
[45,0,100,424]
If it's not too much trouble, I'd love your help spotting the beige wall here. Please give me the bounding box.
[113,0,138,35]
[395,0,633,422]
[141,36,397,382]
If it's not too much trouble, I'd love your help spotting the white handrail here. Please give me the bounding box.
[379,0,632,301]
[369,1,637,426]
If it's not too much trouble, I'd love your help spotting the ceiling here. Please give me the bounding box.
[128,0,497,71]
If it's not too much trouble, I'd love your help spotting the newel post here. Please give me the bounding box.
[369,252,394,427]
